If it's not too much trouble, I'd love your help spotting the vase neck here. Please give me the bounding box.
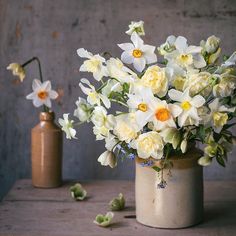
[40,112,55,121]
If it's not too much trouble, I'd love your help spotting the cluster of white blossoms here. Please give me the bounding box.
[60,21,236,169]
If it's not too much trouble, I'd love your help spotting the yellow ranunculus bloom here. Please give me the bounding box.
[140,65,168,97]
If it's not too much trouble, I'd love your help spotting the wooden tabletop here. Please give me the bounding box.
[0,180,236,236]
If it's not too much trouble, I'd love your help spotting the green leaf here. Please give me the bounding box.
[152,166,161,172]
[216,154,226,167]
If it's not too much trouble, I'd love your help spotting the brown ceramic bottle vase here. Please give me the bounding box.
[31,112,62,188]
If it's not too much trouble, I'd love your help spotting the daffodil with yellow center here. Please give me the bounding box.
[118,32,157,72]
[138,103,148,112]
[168,88,205,127]
[77,48,108,81]
[178,54,193,67]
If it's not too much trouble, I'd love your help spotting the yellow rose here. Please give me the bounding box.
[140,66,168,97]
[213,112,228,128]
[132,131,164,159]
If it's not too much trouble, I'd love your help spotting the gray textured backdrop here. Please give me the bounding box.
[0,0,236,199]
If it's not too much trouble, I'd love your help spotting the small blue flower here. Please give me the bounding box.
[140,160,154,167]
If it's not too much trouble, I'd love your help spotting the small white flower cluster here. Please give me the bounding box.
[59,21,236,168]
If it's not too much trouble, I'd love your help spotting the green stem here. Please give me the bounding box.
[110,99,129,107]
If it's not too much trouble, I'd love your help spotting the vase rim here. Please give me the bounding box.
[40,111,55,121]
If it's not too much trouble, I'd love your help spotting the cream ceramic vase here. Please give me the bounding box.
[135,147,203,228]
[31,112,62,188]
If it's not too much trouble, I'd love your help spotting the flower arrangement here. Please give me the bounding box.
[7,57,58,111]
[60,21,236,178]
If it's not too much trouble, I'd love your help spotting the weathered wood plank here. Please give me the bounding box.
[0,180,236,236]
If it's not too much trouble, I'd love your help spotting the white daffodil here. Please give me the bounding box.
[105,133,119,151]
[118,32,157,72]
[130,131,164,159]
[79,78,111,108]
[74,97,92,122]
[165,36,206,69]
[139,65,168,97]
[91,106,115,140]
[208,98,235,132]
[106,58,137,84]
[7,63,26,82]
[101,79,122,97]
[113,113,139,143]
[168,88,206,127]
[97,150,117,168]
[127,86,154,130]
[148,97,182,131]
[126,20,145,36]
[58,114,77,139]
[158,35,176,55]
[77,48,108,81]
[26,79,58,108]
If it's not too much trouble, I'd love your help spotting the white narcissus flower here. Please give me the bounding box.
[74,97,92,122]
[118,32,157,72]
[168,88,206,127]
[7,63,26,82]
[148,97,182,131]
[158,35,176,55]
[126,20,145,36]
[113,113,139,143]
[139,65,168,97]
[106,58,137,84]
[165,36,206,69]
[127,87,154,130]
[91,106,115,140]
[97,151,117,168]
[208,98,235,132]
[131,131,164,159]
[58,114,77,139]
[26,79,58,108]
[79,78,111,109]
[105,133,119,151]
[77,48,108,81]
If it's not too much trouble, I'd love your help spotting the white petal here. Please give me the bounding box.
[26,92,35,100]
[79,83,90,95]
[193,54,206,68]
[44,98,52,108]
[49,90,58,99]
[33,98,43,107]
[79,63,87,72]
[117,43,134,51]
[131,32,144,48]
[100,94,111,109]
[168,104,182,117]
[175,36,188,53]
[121,51,133,64]
[167,35,176,44]
[142,44,156,54]
[133,57,146,72]
[32,79,42,91]
[186,46,202,54]
[42,80,51,91]
[178,112,188,127]
[77,48,92,58]
[191,95,205,107]
[168,89,183,102]
[144,51,157,64]
[69,128,76,138]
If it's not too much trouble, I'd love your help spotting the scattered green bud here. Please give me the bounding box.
[70,183,87,201]
[109,193,125,211]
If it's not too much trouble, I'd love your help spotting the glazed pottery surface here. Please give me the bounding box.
[135,147,203,228]
[31,112,62,188]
